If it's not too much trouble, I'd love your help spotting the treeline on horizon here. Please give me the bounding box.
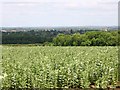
[2,30,120,46]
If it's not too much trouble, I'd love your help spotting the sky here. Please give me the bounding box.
[0,0,119,27]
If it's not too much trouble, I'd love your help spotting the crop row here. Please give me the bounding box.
[1,46,118,89]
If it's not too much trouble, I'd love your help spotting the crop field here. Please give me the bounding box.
[1,46,119,89]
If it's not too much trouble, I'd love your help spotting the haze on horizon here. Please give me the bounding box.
[0,0,119,27]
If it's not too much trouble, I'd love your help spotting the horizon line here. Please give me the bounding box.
[0,25,118,28]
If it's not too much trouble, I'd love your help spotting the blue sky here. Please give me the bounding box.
[0,0,119,27]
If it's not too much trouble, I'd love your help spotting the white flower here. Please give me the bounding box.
[0,75,4,79]
[0,73,7,79]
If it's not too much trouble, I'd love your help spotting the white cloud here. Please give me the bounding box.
[1,0,118,26]
[1,0,118,10]
[0,3,2,26]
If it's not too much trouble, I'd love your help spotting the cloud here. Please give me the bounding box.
[1,0,118,26]
[2,0,118,10]
[2,0,118,15]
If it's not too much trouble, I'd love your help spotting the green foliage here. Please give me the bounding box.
[2,30,119,46]
[1,46,118,88]
[2,30,58,44]
[53,31,118,46]
[43,42,53,46]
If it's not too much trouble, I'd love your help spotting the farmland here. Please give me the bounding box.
[1,46,118,89]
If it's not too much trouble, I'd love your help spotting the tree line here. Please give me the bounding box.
[2,30,120,46]
[53,31,119,46]
[1,29,95,44]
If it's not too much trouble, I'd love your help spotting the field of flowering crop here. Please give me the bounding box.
[1,46,119,89]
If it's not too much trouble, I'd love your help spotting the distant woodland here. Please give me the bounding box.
[2,30,120,46]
